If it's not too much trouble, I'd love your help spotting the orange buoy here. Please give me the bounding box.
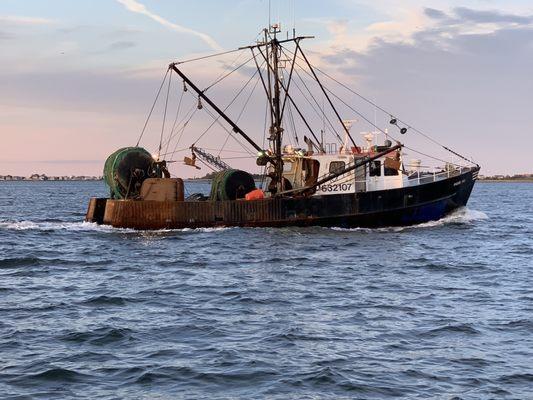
[245,189,265,201]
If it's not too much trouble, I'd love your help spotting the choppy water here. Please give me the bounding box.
[0,181,532,399]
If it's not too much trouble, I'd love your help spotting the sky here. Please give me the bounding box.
[1,0,532,176]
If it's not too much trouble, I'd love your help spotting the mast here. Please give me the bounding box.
[264,29,274,134]
[245,33,317,194]
[270,25,284,192]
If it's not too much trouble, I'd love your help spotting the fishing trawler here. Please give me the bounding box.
[86,25,479,230]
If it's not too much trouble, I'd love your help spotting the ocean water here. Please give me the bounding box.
[0,181,532,399]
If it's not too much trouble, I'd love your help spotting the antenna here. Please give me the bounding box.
[342,119,357,153]
[277,0,280,31]
[373,107,379,143]
[268,0,271,30]
[292,0,296,38]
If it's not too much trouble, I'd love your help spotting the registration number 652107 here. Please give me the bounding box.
[318,183,353,192]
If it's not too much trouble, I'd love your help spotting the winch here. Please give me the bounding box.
[103,147,162,199]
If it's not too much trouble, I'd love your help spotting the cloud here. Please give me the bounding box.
[115,0,222,51]
[424,8,448,21]
[318,8,533,174]
[57,25,90,34]
[0,15,55,25]
[454,7,533,25]
[423,7,533,32]
[308,8,428,54]
[0,30,13,40]
[90,40,137,54]
[0,68,157,114]
[108,40,137,51]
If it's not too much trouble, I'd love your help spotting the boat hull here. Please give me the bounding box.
[86,167,479,230]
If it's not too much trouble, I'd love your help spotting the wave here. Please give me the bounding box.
[419,323,481,338]
[0,220,126,232]
[0,220,233,234]
[0,207,486,234]
[413,207,488,228]
[0,257,41,268]
[60,327,134,345]
[493,319,533,333]
[178,227,235,233]
[11,367,91,384]
[331,207,488,233]
[79,295,131,307]
[498,373,533,384]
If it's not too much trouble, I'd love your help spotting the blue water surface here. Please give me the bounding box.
[0,181,532,399]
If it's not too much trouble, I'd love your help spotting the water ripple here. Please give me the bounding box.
[0,181,531,399]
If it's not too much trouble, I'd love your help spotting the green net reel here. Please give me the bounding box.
[103,147,161,199]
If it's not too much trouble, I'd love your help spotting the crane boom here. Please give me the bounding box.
[191,146,231,171]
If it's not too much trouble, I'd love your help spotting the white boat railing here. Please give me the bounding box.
[345,166,473,191]
[406,165,472,186]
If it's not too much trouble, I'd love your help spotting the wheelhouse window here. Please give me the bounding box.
[384,167,399,176]
[369,161,381,177]
[329,161,346,174]
[384,157,400,176]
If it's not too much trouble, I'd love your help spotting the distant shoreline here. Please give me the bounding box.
[2,179,532,184]
[0,174,101,182]
[0,179,103,182]
[478,179,533,183]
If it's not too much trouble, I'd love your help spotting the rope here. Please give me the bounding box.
[279,46,343,144]
[164,84,185,157]
[203,54,257,92]
[191,64,262,146]
[136,67,169,146]
[204,48,248,92]
[287,54,471,168]
[262,97,269,149]
[442,146,479,167]
[308,56,477,165]
[291,56,403,146]
[218,74,262,157]
[281,68,299,145]
[161,60,265,162]
[236,73,262,123]
[286,101,299,145]
[159,96,198,155]
[292,56,384,138]
[291,68,341,144]
[166,105,199,162]
[174,48,243,65]
[173,30,264,66]
[218,155,257,160]
[404,146,468,169]
[197,148,252,154]
[159,147,189,157]
[202,107,256,155]
[157,70,172,159]
[196,158,218,172]
[160,147,252,158]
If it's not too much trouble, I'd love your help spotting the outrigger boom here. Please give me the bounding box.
[169,62,262,153]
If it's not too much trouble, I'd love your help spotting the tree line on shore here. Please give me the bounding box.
[0,174,102,181]
[479,174,533,181]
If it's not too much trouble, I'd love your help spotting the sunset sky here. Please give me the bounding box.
[1,0,532,176]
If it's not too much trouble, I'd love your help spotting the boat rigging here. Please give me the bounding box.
[86,23,480,230]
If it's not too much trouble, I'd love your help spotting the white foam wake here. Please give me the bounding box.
[178,227,234,233]
[414,207,488,228]
[331,207,488,233]
[0,220,234,234]
[0,208,486,234]
[0,220,127,232]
